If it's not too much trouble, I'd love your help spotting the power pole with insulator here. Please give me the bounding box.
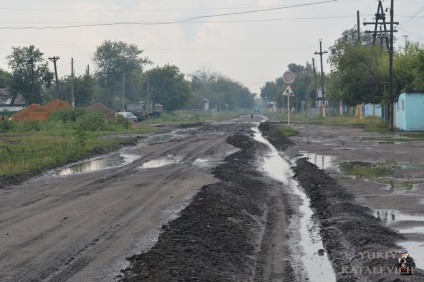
[314,40,328,118]
[48,56,60,98]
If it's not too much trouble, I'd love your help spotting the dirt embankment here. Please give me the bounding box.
[261,121,424,282]
[119,124,295,281]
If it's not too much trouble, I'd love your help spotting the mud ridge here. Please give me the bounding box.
[260,121,424,282]
[118,126,295,281]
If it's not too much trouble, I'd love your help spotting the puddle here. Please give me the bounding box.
[400,164,424,169]
[55,153,141,176]
[253,127,336,282]
[140,158,178,169]
[374,209,424,267]
[298,151,337,170]
[143,133,181,144]
[374,210,424,223]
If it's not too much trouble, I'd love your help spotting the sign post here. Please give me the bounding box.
[282,85,295,126]
[282,71,295,126]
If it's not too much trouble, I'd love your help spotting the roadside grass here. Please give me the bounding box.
[0,109,242,178]
[264,112,389,132]
[140,110,243,125]
[339,160,397,178]
[0,131,134,176]
[274,126,299,137]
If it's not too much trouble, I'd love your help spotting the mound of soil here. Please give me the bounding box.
[118,127,290,281]
[12,99,72,122]
[261,122,424,282]
[86,103,117,120]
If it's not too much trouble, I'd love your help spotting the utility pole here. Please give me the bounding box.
[389,0,394,130]
[357,10,361,43]
[27,58,35,104]
[312,58,318,110]
[71,58,75,107]
[49,56,60,98]
[122,73,125,111]
[314,40,328,118]
[86,64,90,76]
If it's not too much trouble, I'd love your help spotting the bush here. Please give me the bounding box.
[48,108,86,123]
[0,119,15,132]
[75,110,107,131]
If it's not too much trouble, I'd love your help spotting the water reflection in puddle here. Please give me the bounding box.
[254,127,336,282]
[140,158,178,169]
[299,151,337,170]
[56,153,141,176]
[374,210,424,223]
[374,209,424,266]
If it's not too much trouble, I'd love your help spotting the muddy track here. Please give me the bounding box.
[261,121,424,282]
[0,120,264,282]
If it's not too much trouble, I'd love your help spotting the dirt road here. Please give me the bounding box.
[1,116,289,282]
[2,116,424,281]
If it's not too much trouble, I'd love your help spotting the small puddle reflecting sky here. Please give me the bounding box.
[299,151,337,170]
[140,158,176,169]
[56,153,141,176]
[374,209,424,266]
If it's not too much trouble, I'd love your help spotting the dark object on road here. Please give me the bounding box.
[398,252,415,275]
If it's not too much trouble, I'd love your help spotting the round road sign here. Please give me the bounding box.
[283,71,295,83]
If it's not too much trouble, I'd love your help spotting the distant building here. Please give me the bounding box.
[0,88,26,112]
[394,91,424,131]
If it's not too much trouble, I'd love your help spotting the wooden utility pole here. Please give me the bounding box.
[389,0,394,130]
[122,73,125,111]
[312,58,318,110]
[357,10,361,43]
[27,58,35,104]
[314,40,328,118]
[48,56,60,98]
[71,58,75,107]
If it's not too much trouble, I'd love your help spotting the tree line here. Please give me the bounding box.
[260,27,424,113]
[0,40,256,113]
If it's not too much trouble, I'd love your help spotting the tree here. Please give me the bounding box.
[191,69,254,111]
[6,45,53,104]
[328,28,387,105]
[92,40,151,109]
[0,69,12,89]
[142,64,192,111]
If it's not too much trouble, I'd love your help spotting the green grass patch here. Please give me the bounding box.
[275,126,299,137]
[339,160,397,178]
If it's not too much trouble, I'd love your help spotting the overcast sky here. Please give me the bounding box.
[0,0,423,94]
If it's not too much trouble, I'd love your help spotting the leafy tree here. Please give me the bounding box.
[92,40,151,109]
[60,73,96,107]
[0,69,12,88]
[328,28,387,105]
[6,45,53,104]
[191,68,254,111]
[142,64,192,111]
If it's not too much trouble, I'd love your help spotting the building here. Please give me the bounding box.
[394,91,424,131]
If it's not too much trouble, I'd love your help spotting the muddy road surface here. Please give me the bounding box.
[1,116,423,281]
[1,115,295,282]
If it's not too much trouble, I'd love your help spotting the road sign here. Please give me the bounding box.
[282,85,295,96]
[282,71,295,83]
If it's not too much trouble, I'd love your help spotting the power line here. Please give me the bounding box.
[0,0,339,30]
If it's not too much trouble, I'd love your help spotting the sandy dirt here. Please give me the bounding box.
[1,116,423,281]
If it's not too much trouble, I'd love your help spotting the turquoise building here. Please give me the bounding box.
[394,92,424,131]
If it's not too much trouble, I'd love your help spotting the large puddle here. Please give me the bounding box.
[253,127,336,282]
[55,153,142,176]
[374,209,424,266]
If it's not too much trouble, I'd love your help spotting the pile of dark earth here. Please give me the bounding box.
[118,123,297,281]
[261,121,424,282]
[118,121,423,282]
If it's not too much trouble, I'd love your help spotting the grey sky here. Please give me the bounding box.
[0,0,422,94]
